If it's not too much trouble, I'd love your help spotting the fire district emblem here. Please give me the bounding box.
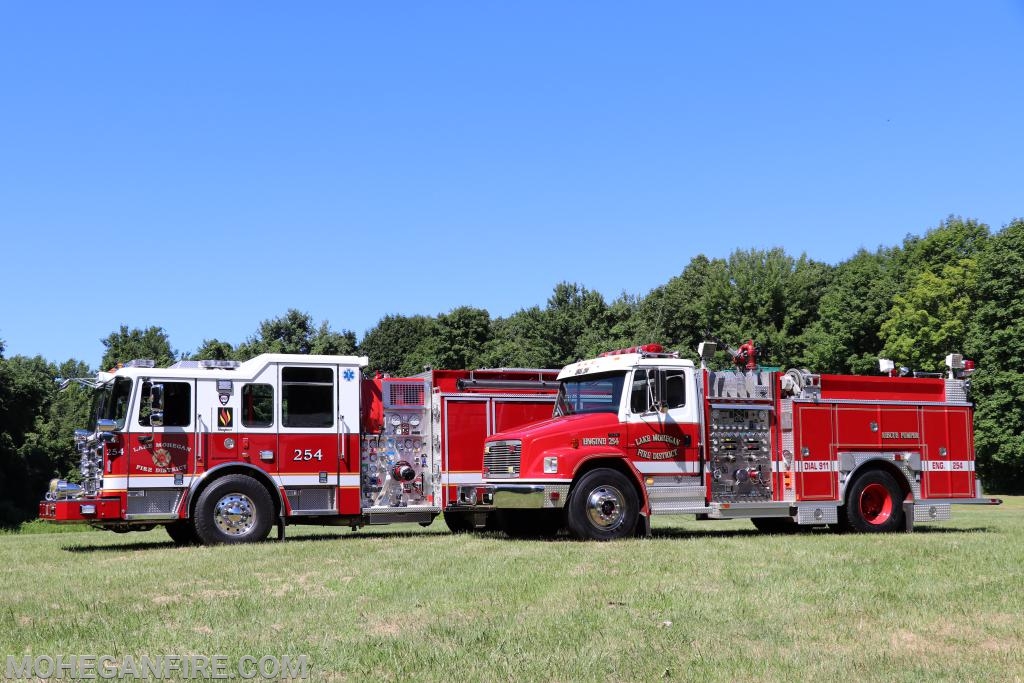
[152,448,172,468]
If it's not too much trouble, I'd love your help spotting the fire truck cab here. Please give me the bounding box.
[464,343,1001,540]
[40,354,558,544]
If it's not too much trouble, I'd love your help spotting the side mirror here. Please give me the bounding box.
[96,419,118,433]
[150,384,165,411]
[150,410,164,428]
[650,373,664,414]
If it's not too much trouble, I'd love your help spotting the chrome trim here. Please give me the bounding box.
[913,503,951,522]
[584,483,628,530]
[792,398,972,408]
[213,493,257,536]
[837,452,917,502]
[493,484,545,509]
[796,504,838,525]
[918,496,1001,506]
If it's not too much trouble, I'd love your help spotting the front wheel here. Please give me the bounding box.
[844,470,905,533]
[566,469,638,541]
[193,475,274,545]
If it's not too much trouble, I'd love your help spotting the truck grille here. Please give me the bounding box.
[484,440,521,479]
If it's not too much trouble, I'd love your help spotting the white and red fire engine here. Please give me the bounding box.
[458,342,1002,539]
[40,354,558,544]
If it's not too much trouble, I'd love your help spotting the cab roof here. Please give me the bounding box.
[557,354,695,381]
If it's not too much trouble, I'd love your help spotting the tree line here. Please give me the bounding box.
[2,216,1021,526]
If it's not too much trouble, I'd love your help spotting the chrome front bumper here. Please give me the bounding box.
[457,483,569,510]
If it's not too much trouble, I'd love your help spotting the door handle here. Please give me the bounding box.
[259,450,274,461]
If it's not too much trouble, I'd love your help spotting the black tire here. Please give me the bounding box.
[566,469,639,541]
[496,510,563,539]
[751,517,799,534]
[165,520,199,545]
[443,511,476,534]
[844,469,905,533]
[193,475,274,545]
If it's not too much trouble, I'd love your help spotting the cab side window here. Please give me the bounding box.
[630,369,656,413]
[139,381,192,427]
[242,384,274,428]
[282,367,334,428]
[663,369,686,409]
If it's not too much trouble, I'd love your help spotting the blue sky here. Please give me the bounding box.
[2,2,1022,366]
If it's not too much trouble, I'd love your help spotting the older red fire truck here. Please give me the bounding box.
[458,342,1001,540]
[40,354,558,544]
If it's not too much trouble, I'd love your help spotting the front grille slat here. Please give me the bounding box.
[484,440,521,479]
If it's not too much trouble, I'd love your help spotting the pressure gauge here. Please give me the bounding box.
[390,415,402,426]
[409,415,421,427]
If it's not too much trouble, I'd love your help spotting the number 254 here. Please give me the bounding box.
[293,448,323,461]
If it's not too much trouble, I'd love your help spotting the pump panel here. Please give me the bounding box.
[709,405,773,502]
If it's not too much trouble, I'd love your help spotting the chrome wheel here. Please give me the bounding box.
[214,493,257,536]
[585,485,626,531]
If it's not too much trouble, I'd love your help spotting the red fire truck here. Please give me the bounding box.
[39,354,558,544]
[457,342,1002,540]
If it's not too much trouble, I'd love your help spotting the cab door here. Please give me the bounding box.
[125,378,196,519]
[276,365,341,514]
[624,367,701,506]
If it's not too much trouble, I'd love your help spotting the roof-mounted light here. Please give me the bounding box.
[599,344,672,358]
[123,359,156,368]
[199,360,241,370]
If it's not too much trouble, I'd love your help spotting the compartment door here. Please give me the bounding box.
[794,404,838,501]
[921,406,975,498]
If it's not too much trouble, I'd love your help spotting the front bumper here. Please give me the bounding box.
[456,483,570,510]
[39,498,122,522]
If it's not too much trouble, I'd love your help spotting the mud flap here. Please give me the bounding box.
[902,499,914,533]
[637,513,652,538]
[276,517,286,541]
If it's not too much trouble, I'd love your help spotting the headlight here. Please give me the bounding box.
[544,457,559,474]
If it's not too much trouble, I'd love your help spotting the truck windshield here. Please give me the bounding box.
[554,372,625,416]
[89,377,133,431]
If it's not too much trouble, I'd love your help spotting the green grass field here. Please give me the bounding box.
[2,499,1021,682]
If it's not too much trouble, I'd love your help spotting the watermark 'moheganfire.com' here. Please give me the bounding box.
[5,655,309,680]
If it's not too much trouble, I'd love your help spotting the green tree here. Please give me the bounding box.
[544,282,611,364]
[100,325,176,370]
[0,355,61,526]
[237,309,356,359]
[192,339,238,361]
[484,307,560,369]
[359,314,439,375]
[431,306,493,370]
[965,218,1024,491]
[800,247,902,374]
[879,261,977,371]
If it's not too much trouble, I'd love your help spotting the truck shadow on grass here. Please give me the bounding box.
[60,524,996,553]
[649,525,994,540]
[60,528,444,553]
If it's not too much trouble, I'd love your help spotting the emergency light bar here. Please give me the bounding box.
[199,360,242,370]
[123,359,156,368]
[599,343,673,357]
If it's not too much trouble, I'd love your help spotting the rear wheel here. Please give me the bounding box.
[566,469,638,541]
[193,475,274,545]
[844,470,905,533]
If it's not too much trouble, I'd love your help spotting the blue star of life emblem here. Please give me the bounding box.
[343,369,356,382]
